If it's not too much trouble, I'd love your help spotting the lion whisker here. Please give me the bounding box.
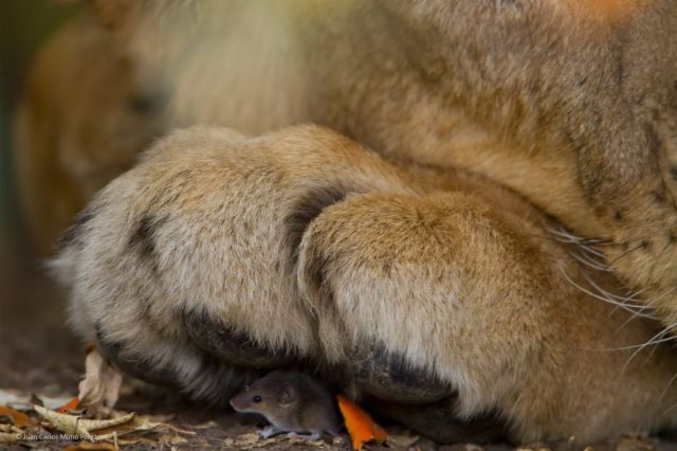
[568,250,614,272]
[559,268,656,321]
[621,329,675,373]
[607,243,645,267]
[578,270,649,310]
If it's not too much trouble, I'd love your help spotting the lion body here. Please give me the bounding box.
[14,0,677,443]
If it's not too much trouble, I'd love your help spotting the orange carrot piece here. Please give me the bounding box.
[56,396,81,413]
[337,395,388,451]
[0,405,33,428]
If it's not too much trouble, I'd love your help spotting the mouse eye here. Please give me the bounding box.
[252,395,262,403]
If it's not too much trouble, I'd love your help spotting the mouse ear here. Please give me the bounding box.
[279,384,297,405]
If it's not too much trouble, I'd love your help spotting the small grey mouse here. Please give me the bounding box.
[230,370,341,440]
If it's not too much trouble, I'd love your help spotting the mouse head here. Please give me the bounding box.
[230,378,298,415]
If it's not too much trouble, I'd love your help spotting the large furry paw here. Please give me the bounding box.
[54,125,677,442]
[52,125,425,402]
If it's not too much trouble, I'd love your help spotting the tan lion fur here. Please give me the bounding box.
[14,0,677,444]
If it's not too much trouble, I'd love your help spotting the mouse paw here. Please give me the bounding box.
[259,427,284,439]
[285,432,322,441]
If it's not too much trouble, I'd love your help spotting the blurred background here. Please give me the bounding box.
[0,0,81,392]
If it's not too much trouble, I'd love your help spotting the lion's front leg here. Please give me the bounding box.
[297,190,677,443]
[54,125,677,443]
[52,124,423,402]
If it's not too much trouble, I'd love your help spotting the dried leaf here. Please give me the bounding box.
[78,348,123,417]
[287,435,325,447]
[64,444,117,451]
[145,413,175,422]
[134,415,195,435]
[0,424,24,434]
[34,405,90,436]
[163,423,196,435]
[235,432,263,446]
[0,405,33,428]
[337,395,388,451]
[91,414,194,442]
[80,412,136,432]
[34,405,135,438]
[187,420,219,429]
[0,432,19,443]
[111,415,162,436]
[42,395,82,411]
[57,397,81,413]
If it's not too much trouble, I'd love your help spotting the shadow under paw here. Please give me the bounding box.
[183,310,295,369]
[348,343,453,404]
[367,396,507,444]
